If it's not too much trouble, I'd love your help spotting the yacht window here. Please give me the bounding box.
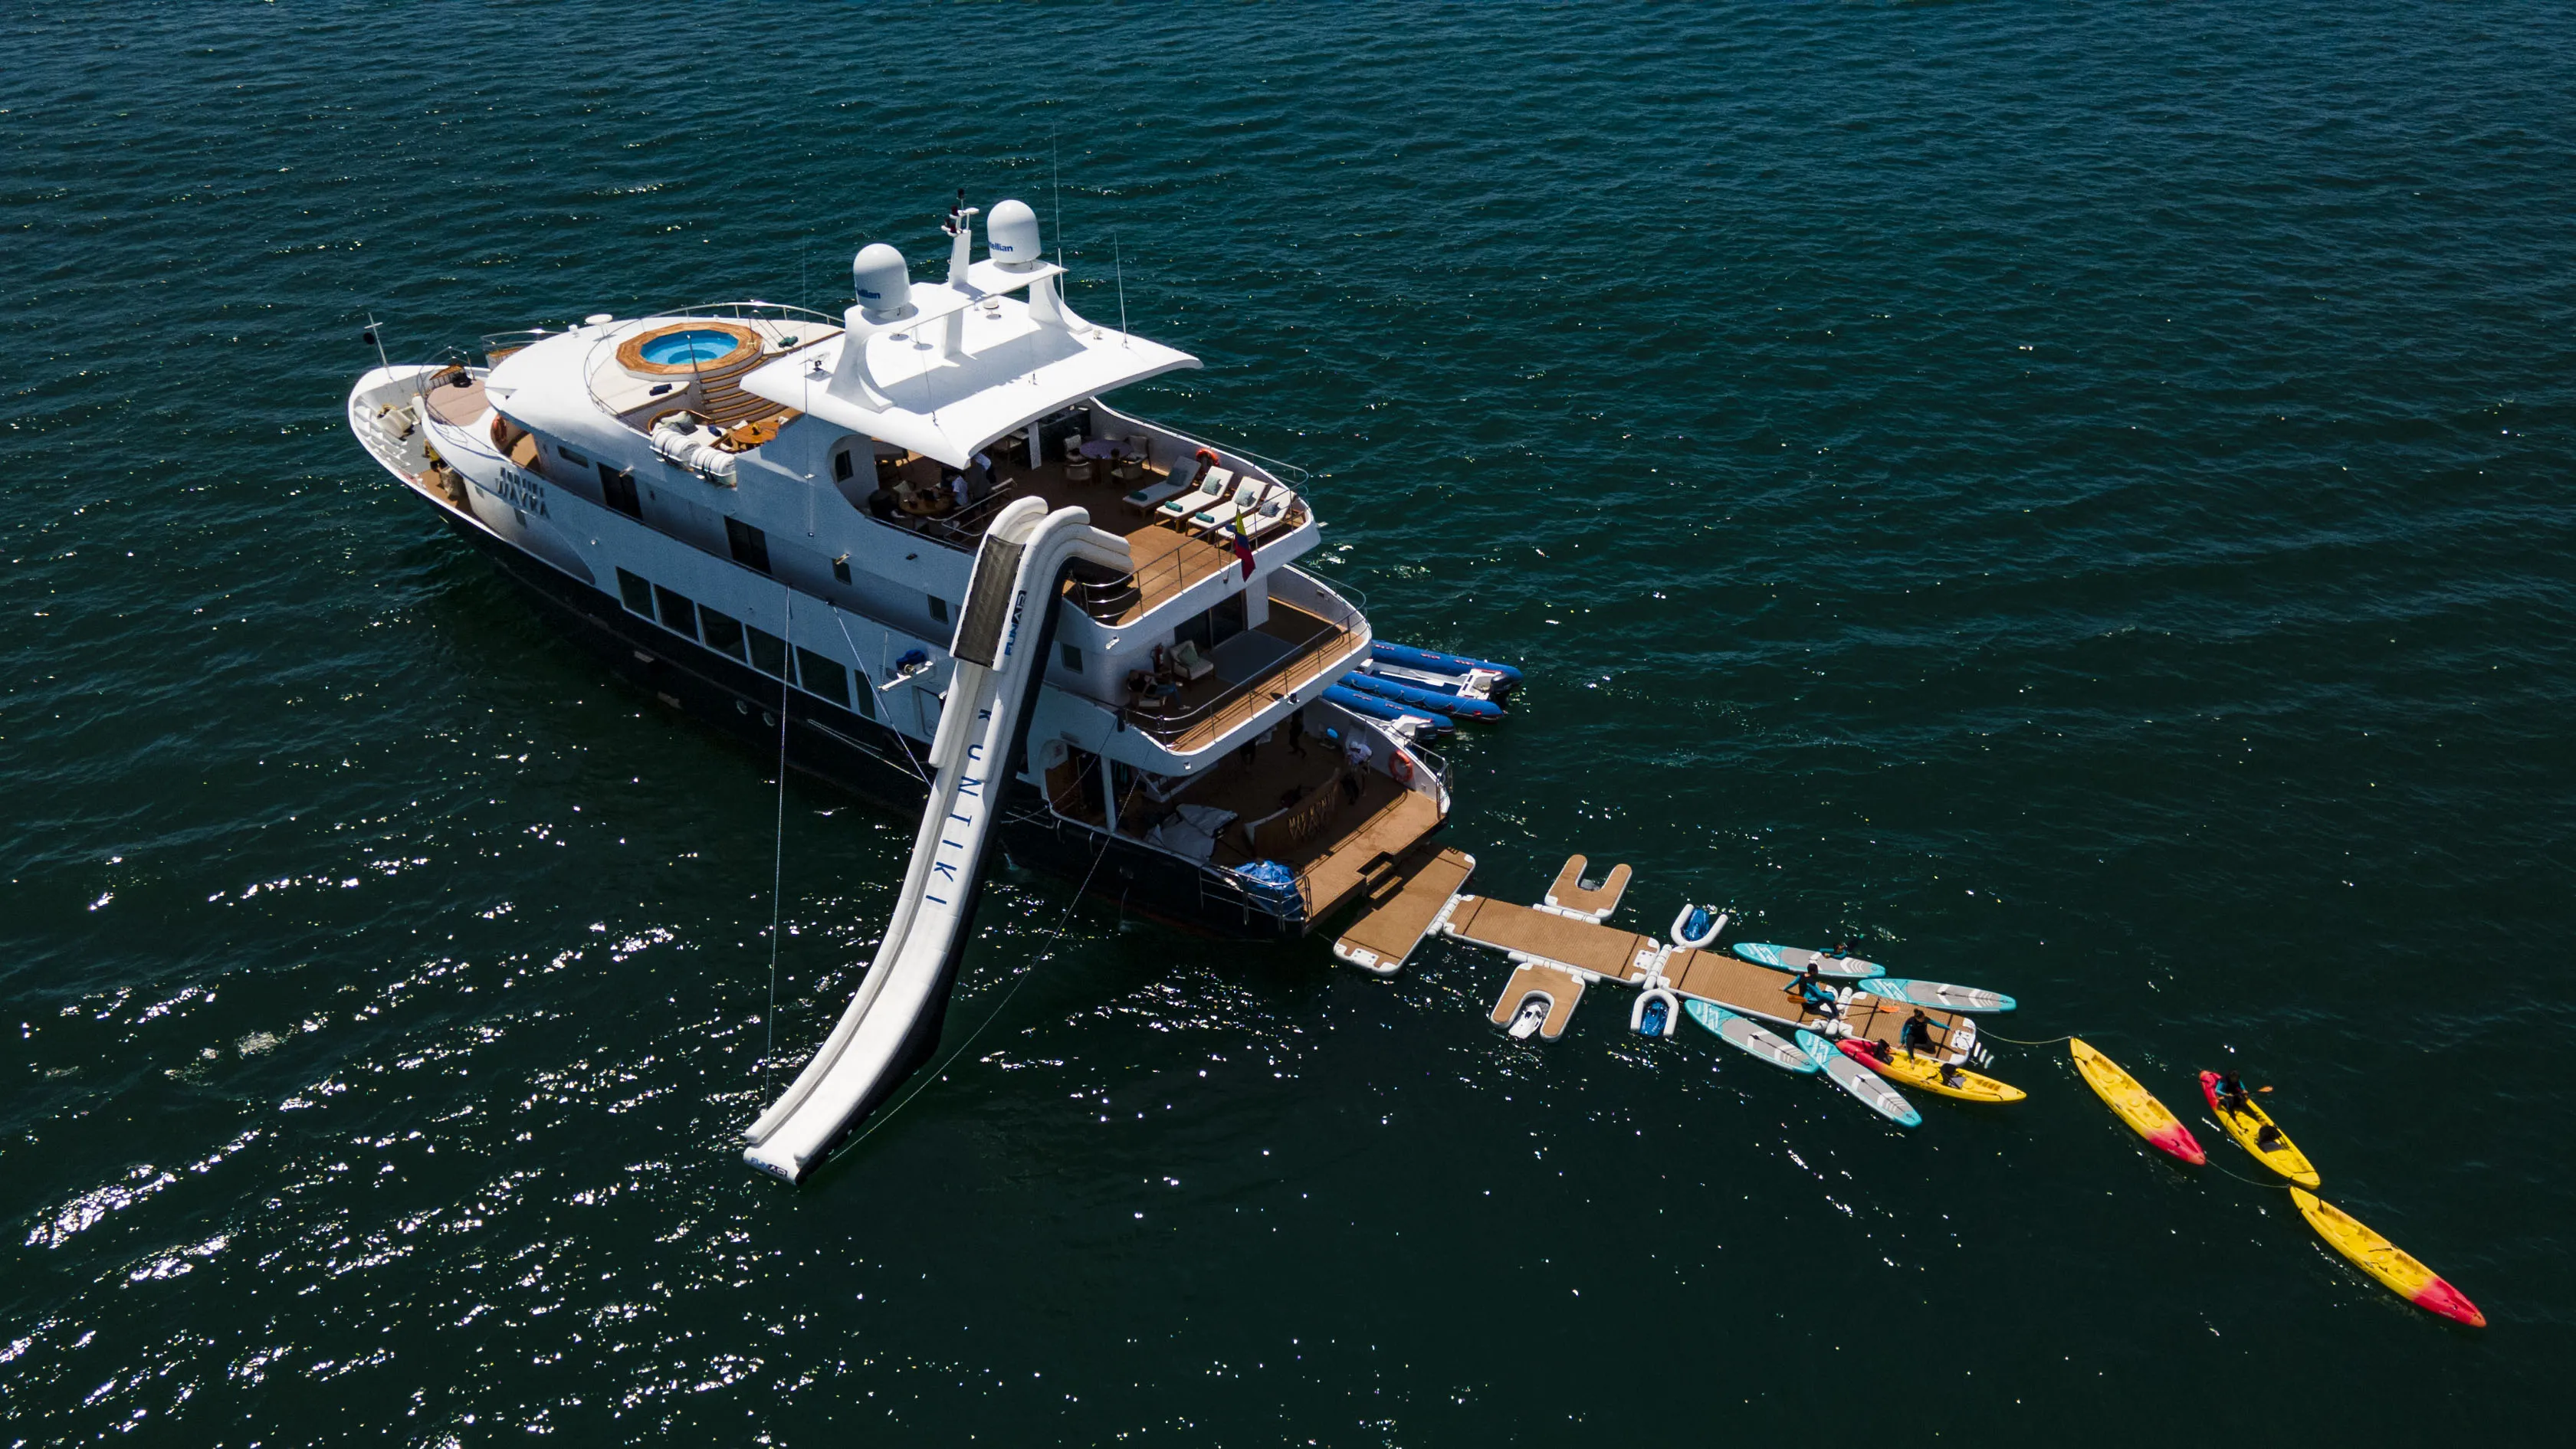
[652,585,697,640]
[726,517,771,574]
[748,625,787,678]
[1172,593,1246,654]
[556,444,589,467]
[796,648,849,707]
[598,464,642,519]
[832,554,852,585]
[1060,643,1082,673]
[928,595,948,624]
[832,448,855,482]
[701,605,747,661]
[616,568,653,616]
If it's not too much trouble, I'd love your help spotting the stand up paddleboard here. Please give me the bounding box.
[1800,1029,1922,1127]
[1683,998,1815,1072]
[1839,1040,2026,1103]
[2070,1038,2204,1164]
[2199,1071,2319,1187]
[1858,978,2016,1014]
[1732,943,1885,979]
[2291,1187,2483,1327]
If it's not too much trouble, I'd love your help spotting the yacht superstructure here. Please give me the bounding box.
[346,197,1454,944]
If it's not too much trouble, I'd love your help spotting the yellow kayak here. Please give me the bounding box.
[2290,1188,2485,1327]
[2069,1038,2204,1163]
[1839,1041,2026,1102]
[2199,1071,2320,1187]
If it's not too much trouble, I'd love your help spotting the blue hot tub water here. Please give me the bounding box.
[638,329,741,366]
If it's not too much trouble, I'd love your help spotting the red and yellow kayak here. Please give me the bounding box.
[2291,1188,2484,1327]
[2199,1070,2320,1188]
[2069,1038,2204,1164]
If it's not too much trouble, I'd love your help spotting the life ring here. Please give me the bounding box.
[1389,749,1416,785]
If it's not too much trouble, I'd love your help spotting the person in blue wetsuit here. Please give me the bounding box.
[1785,962,1839,1019]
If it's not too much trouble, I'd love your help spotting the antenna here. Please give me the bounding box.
[1049,123,1063,267]
[1112,228,1128,343]
[361,313,390,372]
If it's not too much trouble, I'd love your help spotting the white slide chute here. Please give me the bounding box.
[743,498,1129,1182]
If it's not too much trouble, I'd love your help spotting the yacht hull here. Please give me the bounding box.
[428,505,1312,941]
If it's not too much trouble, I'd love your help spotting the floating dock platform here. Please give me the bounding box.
[1334,851,1979,1061]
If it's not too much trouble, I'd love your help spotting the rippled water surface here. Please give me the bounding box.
[6,2,2574,1441]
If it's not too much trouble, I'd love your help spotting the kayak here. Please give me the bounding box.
[1802,1030,1921,1127]
[2199,1071,2320,1188]
[1731,943,1885,980]
[1838,1040,2027,1103]
[1682,999,1815,1073]
[2291,1188,2484,1327]
[2069,1038,2204,1164]
[1858,978,2017,1014]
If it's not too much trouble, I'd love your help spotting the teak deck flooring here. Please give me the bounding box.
[1334,847,1476,973]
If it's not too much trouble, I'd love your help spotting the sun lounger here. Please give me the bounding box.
[1122,477,1190,511]
[1155,466,1234,523]
[1233,487,1299,541]
[1189,476,1271,533]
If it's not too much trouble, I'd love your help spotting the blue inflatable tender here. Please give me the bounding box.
[1321,684,1452,733]
[1337,670,1506,721]
[1371,641,1523,687]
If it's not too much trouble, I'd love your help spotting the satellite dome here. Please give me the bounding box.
[851,243,914,322]
[985,198,1043,271]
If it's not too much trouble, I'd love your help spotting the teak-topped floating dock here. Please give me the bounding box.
[1333,851,1979,1061]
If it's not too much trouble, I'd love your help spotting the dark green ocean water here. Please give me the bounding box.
[7,2,2573,1441]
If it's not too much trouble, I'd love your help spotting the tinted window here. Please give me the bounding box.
[700,605,747,660]
[796,648,849,707]
[652,585,697,640]
[1060,643,1082,673]
[832,449,855,482]
[726,517,771,573]
[556,444,588,467]
[748,625,786,678]
[616,568,653,615]
[928,595,948,624]
[598,464,642,519]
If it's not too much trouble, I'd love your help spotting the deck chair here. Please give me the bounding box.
[1232,486,1299,542]
[1122,475,1192,511]
[1155,465,1234,523]
[1189,475,1270,533]
[1170,640,1217,680]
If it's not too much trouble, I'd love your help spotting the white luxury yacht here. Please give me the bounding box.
[346,196,1459,945]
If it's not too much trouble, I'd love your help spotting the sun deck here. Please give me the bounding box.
[864,454,1311,622]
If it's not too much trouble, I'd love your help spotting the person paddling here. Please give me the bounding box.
[2216,1070,2264,1117]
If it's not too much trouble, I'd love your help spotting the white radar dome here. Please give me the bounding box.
[852,243,914,322]
[985,198,1043,270]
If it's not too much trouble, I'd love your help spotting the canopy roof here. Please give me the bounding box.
[741,260,1197,467]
